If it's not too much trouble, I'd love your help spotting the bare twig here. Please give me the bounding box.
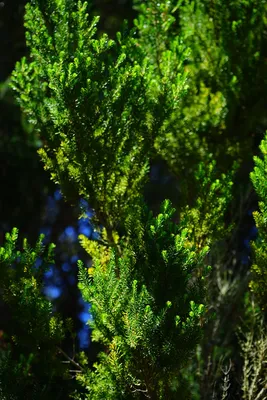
[57,346,84,372]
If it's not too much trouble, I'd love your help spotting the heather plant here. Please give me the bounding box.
[250,133,267,307]
[0,228,68,399]
[2,0,267,398]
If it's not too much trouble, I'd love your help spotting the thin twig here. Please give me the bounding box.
[57,346,84,372]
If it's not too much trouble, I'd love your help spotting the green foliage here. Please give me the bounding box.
[76,200,209,399]
[180,160,236,249]
[180,0,267,151]
[7,0,267,398]
[10,0,189,239]
[250,133,267,307]
[0,228,68,399]
[148,0,267,184]
[134,0,202,193]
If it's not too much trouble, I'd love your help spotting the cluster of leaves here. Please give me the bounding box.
[151,0,267,184]
[250,134,267,307]
[75,200,210,399]
[0,228,71,399]
[10,0,190,240]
